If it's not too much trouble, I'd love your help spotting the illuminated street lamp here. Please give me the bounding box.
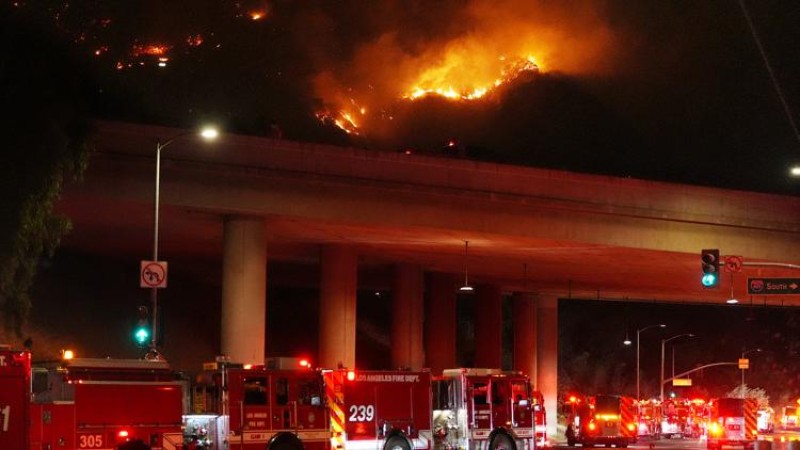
[660,333,695,401]
[147,126,218,359]
[740,348,762,395]
[633,324,666,402]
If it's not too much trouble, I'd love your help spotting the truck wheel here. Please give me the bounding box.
[118,440,149,450]
[384,435,412,450]
[567,437,576,447]
[268,432,304,450]
[489,433,516,450]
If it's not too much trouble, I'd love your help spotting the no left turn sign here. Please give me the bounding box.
[724,255,743,273]
[140,260,168,288]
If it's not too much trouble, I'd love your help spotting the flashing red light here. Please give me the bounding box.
[299,359,310,368]
[118,429,130,438]
[347,370,356,381]
[588,421,597,432]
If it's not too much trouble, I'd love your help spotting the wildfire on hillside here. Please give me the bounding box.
[312,0,614,137]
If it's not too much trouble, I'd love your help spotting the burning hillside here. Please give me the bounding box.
[311,0,615,136]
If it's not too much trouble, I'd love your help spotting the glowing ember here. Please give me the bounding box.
[250,11,266,20]
[132,44,169,57]
[186,34,204,47]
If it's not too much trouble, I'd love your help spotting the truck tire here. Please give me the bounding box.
[489,432,516,450]
[118,440,149,450]
[384,435,412,450]
[268,432,304,450]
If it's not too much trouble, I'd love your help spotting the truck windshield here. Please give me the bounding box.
[718,399,744,416]
[594,396,620,413]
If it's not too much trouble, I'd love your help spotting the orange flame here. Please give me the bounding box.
[312,1,614,135]
[404,56,539,100]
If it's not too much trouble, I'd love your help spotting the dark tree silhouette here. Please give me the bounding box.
[0,6,93,334]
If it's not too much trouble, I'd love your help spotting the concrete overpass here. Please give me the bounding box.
[57,120,800,435]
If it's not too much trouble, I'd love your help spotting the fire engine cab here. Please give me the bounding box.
[0,346,185,450]
[705,398,758,450]
[186,358,433,450]
[431,368,537,450]
[565,394,637,448]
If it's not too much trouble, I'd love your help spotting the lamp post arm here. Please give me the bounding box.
[662,362,739,386]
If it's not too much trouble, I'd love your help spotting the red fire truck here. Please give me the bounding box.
[186,357,434,450]
[635,399,661,439]
[0,347,30,450]
[565,394,637,448]
[0,346,185,450]
[187,362,536,450]
[659,398,690,439]
[431,368,537,450]
[705,398,758,450]
[532,390,548,448]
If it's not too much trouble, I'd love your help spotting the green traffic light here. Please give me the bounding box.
[701,273,718,287]
[134,327,150,345]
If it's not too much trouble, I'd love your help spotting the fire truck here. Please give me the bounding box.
[659,398,690,439]
[780,403,799,430]
[685,398,709,438]
[532,390,548,448]
[705,398,758,450]
[635,399,661,439]
[431,368,537,450]
[0,346,185,450]
[187,362,536,450]
[565,394,637,448]
[186,358,434,450]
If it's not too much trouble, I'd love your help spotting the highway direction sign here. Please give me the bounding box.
[747,277,800,295]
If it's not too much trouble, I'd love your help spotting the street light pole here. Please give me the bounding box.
[147,127,218,359]
[660,333,695,401]
[635,324,666,402]
[740,348,762,395]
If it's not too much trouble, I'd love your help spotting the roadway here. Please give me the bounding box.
[553,435,800,450]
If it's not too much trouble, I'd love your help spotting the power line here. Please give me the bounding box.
[737,0,800,147]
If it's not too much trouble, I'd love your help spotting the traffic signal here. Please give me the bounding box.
[701,249,720,288]
[133,305,151,347]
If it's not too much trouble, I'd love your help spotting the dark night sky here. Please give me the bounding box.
[4,0,800,408]
[6,0,800,194]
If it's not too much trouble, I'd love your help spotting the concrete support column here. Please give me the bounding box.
[221,216,266,366]
[391,264,424,370]
[513,292,538,388]
[537,295,559,438]
[425,272,456,374]
[474,284,503,368]
[319,245,357,369]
